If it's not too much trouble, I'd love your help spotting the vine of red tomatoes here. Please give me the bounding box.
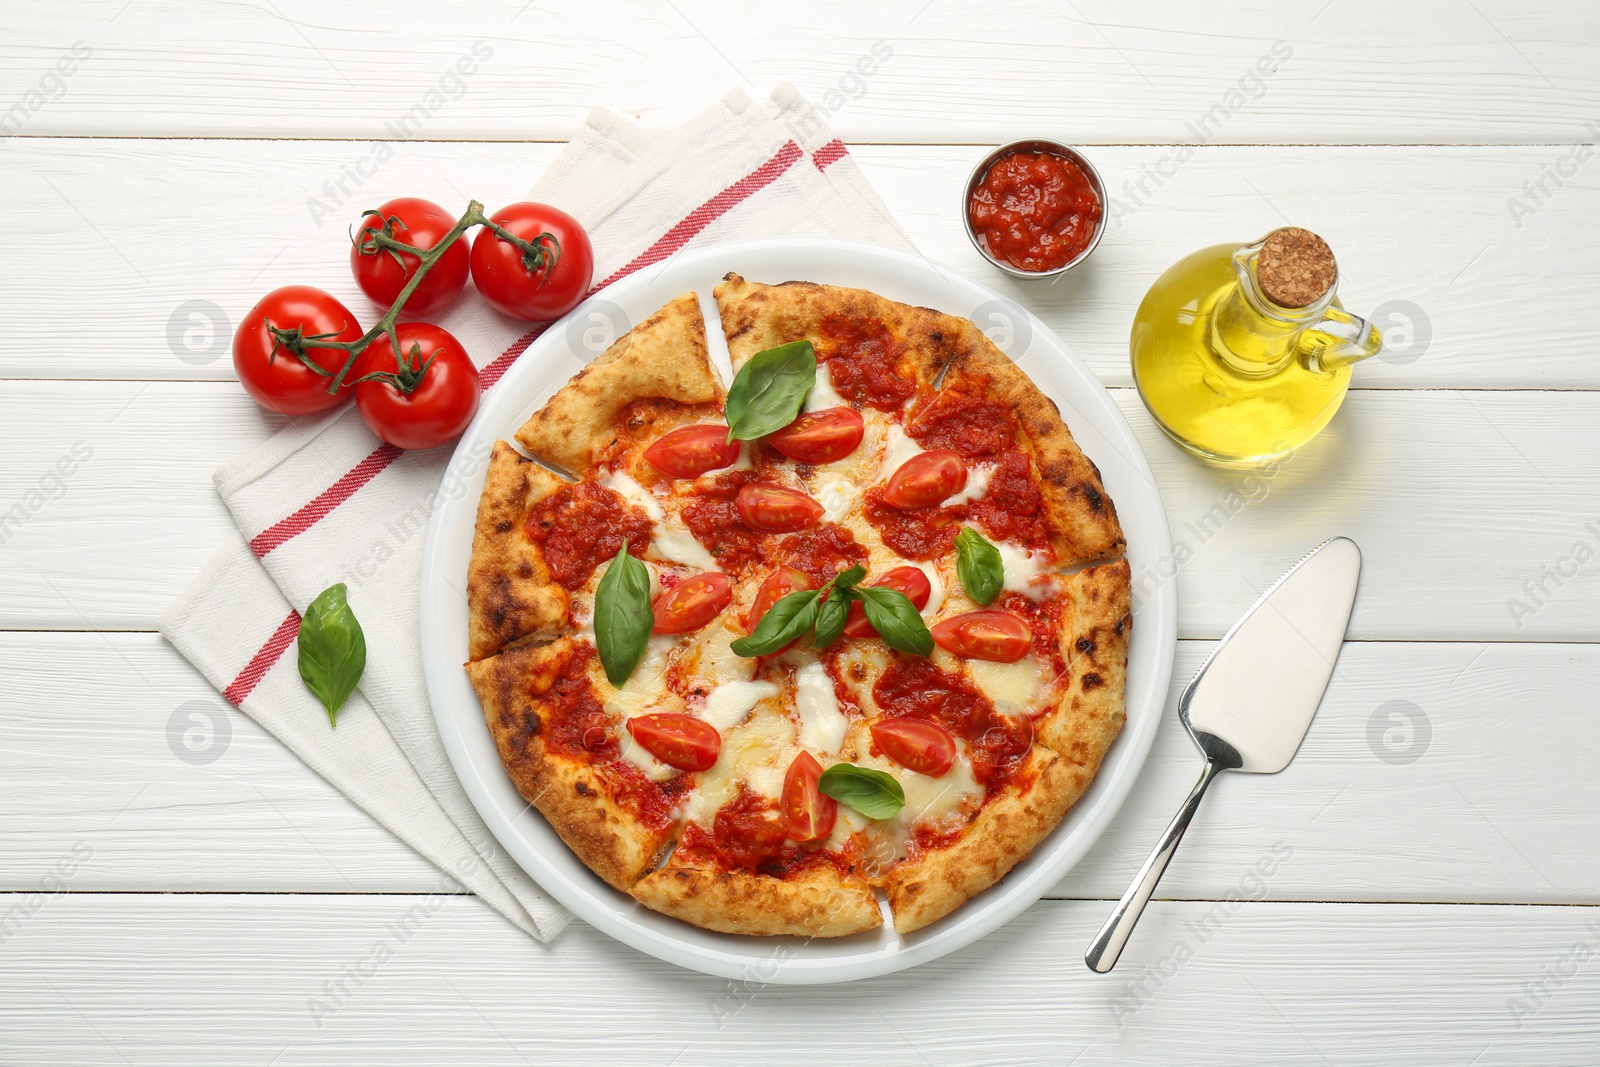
[233,197,595,450]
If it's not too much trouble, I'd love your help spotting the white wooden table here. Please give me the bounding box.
[4,3,1598,1063]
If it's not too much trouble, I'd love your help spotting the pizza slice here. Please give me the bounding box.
[467,291,727,661]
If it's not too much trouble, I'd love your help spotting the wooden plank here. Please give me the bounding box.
[0,893,1594,1065]
[1,381,1595,639]
[3,633,1595,906]
[1,1,1596,142]
[3,139,1597,389]
[0,632,437,893]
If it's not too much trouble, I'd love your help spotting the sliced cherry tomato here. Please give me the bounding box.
[469,202,593,321]
[749,566,814,626]
[870,717,957,778]
[931,610,1033,663]
[843,567,933,638]
[233,285,364,416]
[882,450,968,510]
[351,323,480,450]
[780,751,838,841]
[643,424,742,479]
[735,482,823,533]
[766,407,865,465]
[626,713,721,772]
[652,571,732,634]
[747,565,814,655]
[349,197,469,318]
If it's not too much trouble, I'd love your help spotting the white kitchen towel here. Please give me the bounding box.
[159,84,916,941]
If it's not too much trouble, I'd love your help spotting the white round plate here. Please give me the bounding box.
[420,237,1174,985]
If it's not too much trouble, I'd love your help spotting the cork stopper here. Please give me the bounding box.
[1256,227,1337,308]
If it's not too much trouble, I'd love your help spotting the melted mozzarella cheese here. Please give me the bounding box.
[683,705,798,824]
[880,425,924,479]
[726,440,755,472]
[679,618,755,689]
[856,747,983,836]
[997,539,1052,599]
[595,635,682,782]
[619,732,677,782]
[794,658,849,754]
[827,642,893,715]
[813,474,861,524]
[909,560,945,620]
[803,363,847,413]
[700,680,779,732]
[943,462,994,506]
[651,519,719,571]
[963,654,1048,715]
[598,635,678,719]
[601,470,665,521]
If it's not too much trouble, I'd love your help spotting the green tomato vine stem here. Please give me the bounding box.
[264,199,561,396]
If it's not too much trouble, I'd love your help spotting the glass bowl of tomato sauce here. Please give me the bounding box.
[963,139,1106,279]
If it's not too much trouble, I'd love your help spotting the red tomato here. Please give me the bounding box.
[870,718,957,778]
[780,752,837,841]
[349,197,469,318]
[843,567,933,638]
[882,450,968,510]
[749,566,814,627]
[643,424,742,479]
[652,572,732,634]
[766,407,865,464]
[233,285,364,416]
[736,482,823,533]
[351,323,481,450]
[626,713,721,772]
[931,610,1033,662]
[469,202,593,321]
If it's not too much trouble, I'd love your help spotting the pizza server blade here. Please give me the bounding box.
[1084,536,1362,973]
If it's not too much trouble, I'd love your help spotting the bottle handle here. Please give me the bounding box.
[1298,306,1384,373]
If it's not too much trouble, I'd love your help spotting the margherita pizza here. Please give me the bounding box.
[464,276,1131,936]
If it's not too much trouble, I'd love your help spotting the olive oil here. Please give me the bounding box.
[1130,230,1382,466]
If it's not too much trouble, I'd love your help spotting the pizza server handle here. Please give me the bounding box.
[1084,756,1228,973]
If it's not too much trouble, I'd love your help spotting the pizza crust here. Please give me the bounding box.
[466,639,679,892]
[938,343,1125,565]
[1035,560,1131,767]
[466,441,572,662]
[631,862,884,937]
[714,272,963,389]
[514,292,722,474]
[882,745,1079,934]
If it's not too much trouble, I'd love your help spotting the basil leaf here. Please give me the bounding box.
[856,585,935,657]
[594,541,653,687]
[731,589,819,657]
[724,340,816,442]
[956,527,1005,606]
[830,564,867,591]
[818,763,906,819]
[298,583,366,726]
[811,588,854,649]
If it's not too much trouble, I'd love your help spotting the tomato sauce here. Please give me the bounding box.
[524,481,653,589]
[873,655,1030,786]
[968,150,1102,272]
[815,315,915,410]
[777,523,869,586]
[538,644,617,760]
[906,377,1016,458]
[680,471,770,574]
[997,590,1069,676]
[965,449,1051,548]
[676,789,854,878]
[532,645,685,828]
[863,487,963,560]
